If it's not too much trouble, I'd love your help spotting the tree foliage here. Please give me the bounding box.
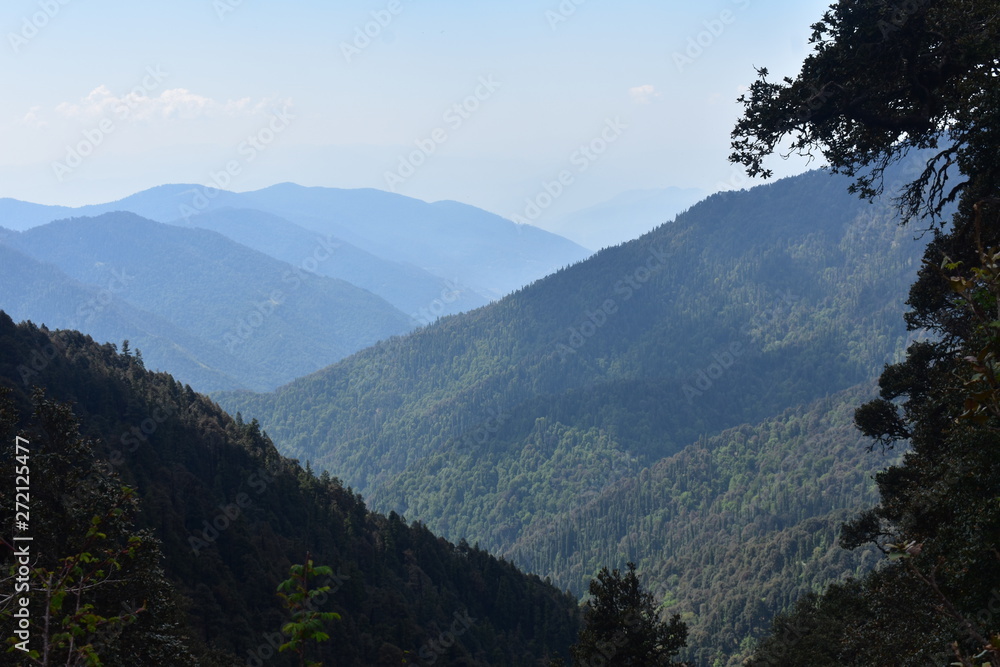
[731,0,1000,224]
[570,562,688,667]
[218,165,927,665]
[0,313,582,665]
[733,0,1000,663]
[276,556,341,667]
[0,389,194,666]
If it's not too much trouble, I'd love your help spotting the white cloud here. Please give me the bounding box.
[21,106,47,129]
[46,86,291,123]
[629,84,661,104]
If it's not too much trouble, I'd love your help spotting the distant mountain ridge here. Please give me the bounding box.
[176,207,488,320]
[0,184,592,391]
[0,183,591,303]
[2,212,413,391]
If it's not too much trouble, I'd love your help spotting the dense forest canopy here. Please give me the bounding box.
[0,315,581,665]
[732,0,1000,663]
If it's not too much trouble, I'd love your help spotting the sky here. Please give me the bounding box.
[1,0,832,230]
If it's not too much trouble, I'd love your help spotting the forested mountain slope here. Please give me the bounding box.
[2,213,413,391]
[219,168,923,523]
[215,169,927,666]
[0,243,248,390]
[0,313,581,665]
[506,385,891,666]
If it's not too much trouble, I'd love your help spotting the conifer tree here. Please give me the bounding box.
[570,562,688,666]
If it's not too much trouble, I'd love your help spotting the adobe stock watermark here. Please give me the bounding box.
[384,76,502,192]
[878,0,932,39]
[411,279,464,326]
[178,105,294,221]
[511,117,628,225]
[222,291,281,353]
[681,342,745,403]
[7,0,74,54]
[70,397,194,511]
[404,610,476,666]
[52,66,169,182]
[76,268,135,324]
[545,0,588,31]
[340,0,410,63]
[454,407,510,454]
[213,0,248,21]
[672,0,751,73]
[555,243,667,359]
[17,330,72,387]
[776,82,838,132]
[220,234,341,353]
[715,167,750,193]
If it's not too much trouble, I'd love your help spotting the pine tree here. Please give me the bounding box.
[570,562,688,666]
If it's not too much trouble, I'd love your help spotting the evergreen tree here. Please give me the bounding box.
[733,0,1000,662]
[570,562,688,666]
[276,555,341,667]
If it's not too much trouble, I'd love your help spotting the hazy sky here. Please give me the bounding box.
[2,0,830,225]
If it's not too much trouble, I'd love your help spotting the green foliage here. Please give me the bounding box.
[508,387,885,666]
[732,0,1000,663]
[571,562,688,666]
[0,313,581,665]
[276,556,341,667]
[731,0,1000,225]
[0,388,194,666]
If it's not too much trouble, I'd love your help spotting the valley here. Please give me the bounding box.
[3,1,998,664]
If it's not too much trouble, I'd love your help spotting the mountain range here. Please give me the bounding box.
[0,167,931,664]
[0,185,590,391]
[216,167,926,664]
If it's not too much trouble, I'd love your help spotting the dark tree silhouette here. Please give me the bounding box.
[570,562,688,666]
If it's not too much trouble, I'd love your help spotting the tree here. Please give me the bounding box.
[731,0,1000,663]
[275,554,341,667]
[731,0,1000,225]
[0,389,195,666]
[570,562,688,666]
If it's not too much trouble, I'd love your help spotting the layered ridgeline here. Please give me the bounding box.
[0,183,590,306]
[218,169,924,618]
[0,186,590,392]
[1,212,413,392]
[173,207,488,321]
[0,313,581,665]
[0,243,254,391]
[505,385,890,666]
[219,168,922,507]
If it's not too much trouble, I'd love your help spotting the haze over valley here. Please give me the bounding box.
[2,1,999,666]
